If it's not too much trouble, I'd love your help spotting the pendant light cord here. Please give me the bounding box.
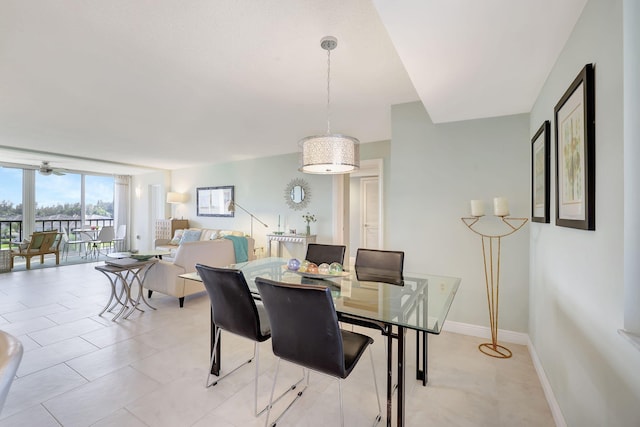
[326,47,331,134]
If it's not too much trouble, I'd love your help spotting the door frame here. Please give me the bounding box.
[359,176,381,249]
[333,158,384,257]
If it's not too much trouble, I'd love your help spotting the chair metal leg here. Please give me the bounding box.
[265,361,309,427]
[339,379,344,427]
[254,347,304,417]
[206,333,303,419]
[206,329,254,388]
[369,347,383,426]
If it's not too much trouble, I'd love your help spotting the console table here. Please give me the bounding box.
[266,234,316,258]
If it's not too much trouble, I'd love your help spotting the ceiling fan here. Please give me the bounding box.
[39,161,66,176]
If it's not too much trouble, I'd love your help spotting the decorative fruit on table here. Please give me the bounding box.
[306,262,319,274]
[329,262,343,275]
[298,260,310,273]
[288,258,301,271]
[318,263,330,275]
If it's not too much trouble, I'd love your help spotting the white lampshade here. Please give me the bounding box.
[298,36,360,175]
[299,134,360,174]
[166,192,186,204]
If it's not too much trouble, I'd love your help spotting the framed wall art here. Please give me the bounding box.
[196,185,234,217]
[532,120,550,223]
[554,63,595,230]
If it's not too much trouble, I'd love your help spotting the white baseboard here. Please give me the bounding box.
[441,321,566,427]
[526,336,567,427]
[442,320,529,345]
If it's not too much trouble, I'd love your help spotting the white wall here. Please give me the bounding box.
[623,0,640,337]
[529,0,640,425]
[131,171,170,252]
[387,102,530,332]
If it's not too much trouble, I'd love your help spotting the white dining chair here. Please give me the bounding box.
[89,226,116,257]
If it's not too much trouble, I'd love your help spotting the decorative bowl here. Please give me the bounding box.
[130,254,154,261]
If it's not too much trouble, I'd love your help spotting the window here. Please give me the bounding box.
[0,167,23,248]
[35,172,81,231]
[85,175,114,227]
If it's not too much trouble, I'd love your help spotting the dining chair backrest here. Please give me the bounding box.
[355,248,405,286]
[305,243,346,266]
[256,277,349,378]
[0,330,23,414]
[196,264,270,342]
[97,226,115,242]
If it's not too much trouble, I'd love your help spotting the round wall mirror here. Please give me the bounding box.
[284,178,311,210]
[291,185,305,203]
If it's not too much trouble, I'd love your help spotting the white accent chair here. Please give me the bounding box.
[0,330,23,414]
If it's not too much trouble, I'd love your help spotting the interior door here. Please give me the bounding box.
[361,177,380,249]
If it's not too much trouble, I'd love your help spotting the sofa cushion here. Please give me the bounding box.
[219,230,244,237]
[169,229,185,245]
[179,229,202,244]
[200,229,220,240]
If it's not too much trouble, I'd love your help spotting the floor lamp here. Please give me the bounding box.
[227,200,268,237]
[461,197,528,358]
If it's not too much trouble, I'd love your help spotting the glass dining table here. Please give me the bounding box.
[182,257,461,427]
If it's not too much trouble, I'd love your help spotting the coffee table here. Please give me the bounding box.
[106,250,171,260]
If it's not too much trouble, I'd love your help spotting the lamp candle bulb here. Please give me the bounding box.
[493,196,509,217]
[470,200,485,217]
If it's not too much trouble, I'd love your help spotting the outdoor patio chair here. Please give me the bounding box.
[10,230,61,270]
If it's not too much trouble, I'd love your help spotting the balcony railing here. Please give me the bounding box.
[0,219,114,249]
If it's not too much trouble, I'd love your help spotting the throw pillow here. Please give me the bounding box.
[169,229,184,245]
[179,229,202,244]
[208,230,220,240]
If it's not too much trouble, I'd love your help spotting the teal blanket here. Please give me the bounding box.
[224,235,249,263]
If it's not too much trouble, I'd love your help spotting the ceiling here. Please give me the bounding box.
[0,0,587,175]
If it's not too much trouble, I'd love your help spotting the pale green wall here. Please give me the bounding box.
[529,0,640,425]
[144,146,390,259]
[169,153,331,258]
[387,102,531,332]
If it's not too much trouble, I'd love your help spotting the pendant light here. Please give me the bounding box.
[299,36,360,174]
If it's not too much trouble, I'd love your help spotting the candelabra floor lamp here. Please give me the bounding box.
[461,215,528,358]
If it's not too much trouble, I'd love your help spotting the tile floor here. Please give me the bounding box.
[0,262,555,426]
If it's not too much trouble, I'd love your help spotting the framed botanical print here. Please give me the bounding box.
[196,186,234,217]
[554,64,595,230]
[531,120,550,223]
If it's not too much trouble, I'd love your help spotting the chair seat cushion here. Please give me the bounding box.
[255,301,271,338]
[340,329,374,379]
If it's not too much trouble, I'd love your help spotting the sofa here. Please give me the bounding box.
[146,229,255,307]
[154,228,247,260]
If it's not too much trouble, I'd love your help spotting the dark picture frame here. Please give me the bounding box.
[196,185,234,217]
[531,120,550,223]
[554,63,595,230]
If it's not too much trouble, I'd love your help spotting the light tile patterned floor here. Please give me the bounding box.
[0,262,555,426]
